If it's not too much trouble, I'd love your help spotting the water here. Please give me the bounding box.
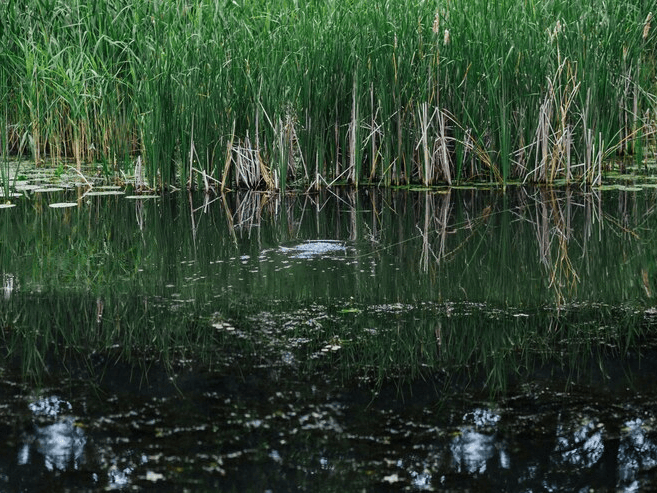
[2,186,657,491]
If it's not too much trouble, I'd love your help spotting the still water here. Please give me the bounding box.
[1,186,657,491]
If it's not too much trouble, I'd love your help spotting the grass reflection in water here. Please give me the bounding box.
[0,187,655,392]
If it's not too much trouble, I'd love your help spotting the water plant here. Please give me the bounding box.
[1,0,655,190]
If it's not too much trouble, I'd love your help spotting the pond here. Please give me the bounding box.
[2,184,657,491]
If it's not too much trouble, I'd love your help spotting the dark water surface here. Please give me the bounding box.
[2,187,657,491]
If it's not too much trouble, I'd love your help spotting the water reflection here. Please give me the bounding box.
[553,414,604,468]
[2,273,16,300]
[619,418,657,489]
[2,360,657,491]
[2,186,657,490]
[20,396,86,472]
[278,240,348,259]
[450,408,504,475]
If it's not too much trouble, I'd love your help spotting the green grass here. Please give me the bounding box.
[0,0,655,190]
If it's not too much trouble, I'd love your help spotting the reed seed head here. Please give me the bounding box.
[548,20,563,43]
[432,12,440,34]
[643,12,652,40]
[443,29,450,46]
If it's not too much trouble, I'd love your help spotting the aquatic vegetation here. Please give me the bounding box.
[0,0,655,190]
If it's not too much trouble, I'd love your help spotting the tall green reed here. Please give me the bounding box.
[1,0,655,190]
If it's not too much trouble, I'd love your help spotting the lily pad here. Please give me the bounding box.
[49,202,77,208]
[14,183,41,191]
[33,187,66,193]
[85,190,125,196]
[125,195,160,200]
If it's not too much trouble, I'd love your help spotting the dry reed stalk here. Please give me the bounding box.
[348,77,357,185]
[281,111,306,184]
[189,135,220,193]
[334,120,340,181]
[631,79,639,155]
[72,132,82,172]
[233,134,261,189]
[526,60,579,183]
[396,112,402,184]
[595,132,603,186]
[84,121,95,164]
[32,121,41,166]
[537,95,551,182]
[188,119,196,189]
[436,108,451,185]
[565,124,572,182]
[67,164,93,189]
[220,119,236,192]
[188,191,200,242]
[418,102,431,186]
[620,60,631,156]
[442,110,499,181]
[370,85,376,180]
[275,117,287,186]
[642,268,652,298]
[553,71,579,182]
[366,83,383,181]
[314,149,321,191]
[134,155,145,190]
[463,127,475,176]
[258,151,276,190]
[255,105,275,190]
[584,127,593,183]
[511,110,528,177]
[348,189,358,242]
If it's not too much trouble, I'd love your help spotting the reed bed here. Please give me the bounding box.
[1,0,655,190]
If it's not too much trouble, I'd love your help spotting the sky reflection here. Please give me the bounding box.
[450,408,504,475]
[20,396,85,472]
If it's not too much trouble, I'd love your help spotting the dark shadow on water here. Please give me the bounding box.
[2,335,657,492]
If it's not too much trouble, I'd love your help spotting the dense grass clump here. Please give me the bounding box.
[0,0,655,190]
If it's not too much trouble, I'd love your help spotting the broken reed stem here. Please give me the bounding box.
[419,102,430,186]
[221,120,236,193]
[349,77,357,185]
[438,109,451,185]
[596,132,603,186]
[566,124,571,182]
[369,83,376,181]
[585,128,593,184]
